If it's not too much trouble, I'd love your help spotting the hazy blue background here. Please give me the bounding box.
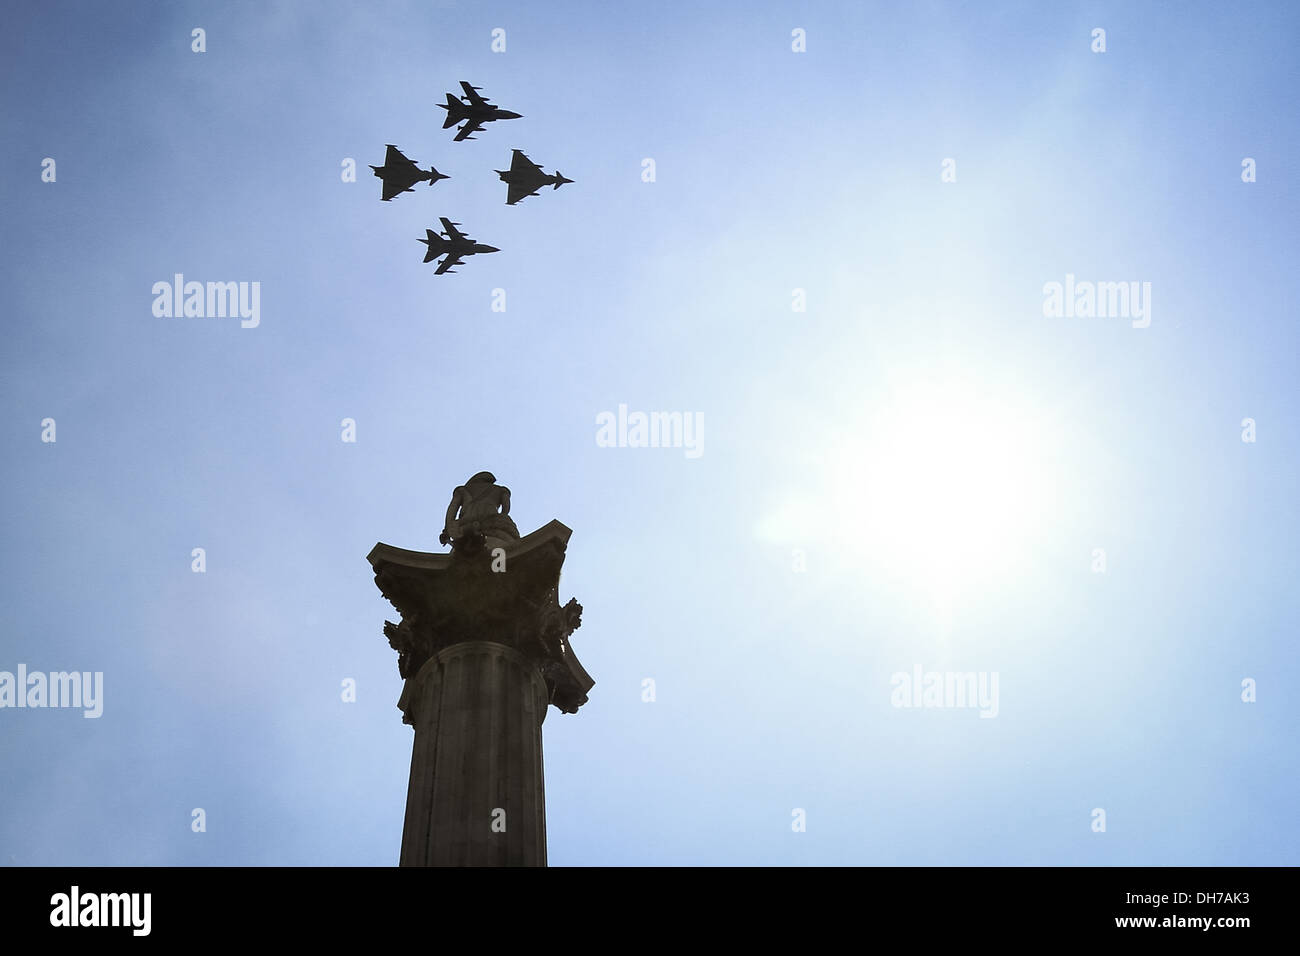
[2,0,1296,865]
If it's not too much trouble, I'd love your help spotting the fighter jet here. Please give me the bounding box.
[418,217,499,275]
[495,149,573,205]
[438,82,522,142]
[370,144,448,201]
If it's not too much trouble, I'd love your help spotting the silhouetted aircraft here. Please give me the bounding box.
[419,217,499,275]
[496,149,573,205]
[370,145,448,201]
[439,82,522,142]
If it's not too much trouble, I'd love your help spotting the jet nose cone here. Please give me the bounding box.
[481,245,500,254]
[501,111,522,119]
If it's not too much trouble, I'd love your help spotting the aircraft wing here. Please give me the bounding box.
[439,218,465,241]
[506,182,539,205]
[509,149,538,176]
[453,119,484,142]
[459,81,489,107]
[385,144,417,168]
[380,178,409,201]
[435,255,464,276]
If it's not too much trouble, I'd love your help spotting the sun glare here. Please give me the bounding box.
[831,375,1056,601]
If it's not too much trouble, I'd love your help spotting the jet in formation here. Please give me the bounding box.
[370,144,448,201]
[496,149,573,205]
[419,217,499,275]
[439,82,521,141]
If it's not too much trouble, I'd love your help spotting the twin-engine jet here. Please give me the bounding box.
[439,81,522,141]
[496,149,573,205]
[370,145,448,201]
[419,217,499,275]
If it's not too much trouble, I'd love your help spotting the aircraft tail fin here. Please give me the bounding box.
[421,229,440,262]
[439,93,463,128]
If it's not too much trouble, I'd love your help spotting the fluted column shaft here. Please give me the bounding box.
[399,641,548,866]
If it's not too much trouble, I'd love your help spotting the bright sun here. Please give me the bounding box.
[829,374,1057,601]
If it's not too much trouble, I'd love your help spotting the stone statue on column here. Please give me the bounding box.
[439,471,520,553]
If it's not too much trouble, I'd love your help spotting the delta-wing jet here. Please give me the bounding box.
[496,148,573,205]
[370,144,448,201]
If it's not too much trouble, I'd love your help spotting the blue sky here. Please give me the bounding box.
[1,0,1297,865]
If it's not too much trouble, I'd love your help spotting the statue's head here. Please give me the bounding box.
[466,471,496,486]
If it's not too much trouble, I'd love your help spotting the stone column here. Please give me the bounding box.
[368,517,593,868]
[399,642,549,866]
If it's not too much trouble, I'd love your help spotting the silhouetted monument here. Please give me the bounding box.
[367,473,592,866]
